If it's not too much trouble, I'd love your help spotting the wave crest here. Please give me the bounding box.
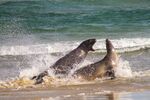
[0,38,150,56]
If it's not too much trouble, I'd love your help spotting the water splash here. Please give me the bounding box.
[133,70,150,77]
[19,54,59,78]
[0,53,149,89]
[115,58,150,78]
[115,58,133,78]
[0,77,34,89]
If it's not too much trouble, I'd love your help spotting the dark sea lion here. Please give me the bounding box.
[32,39,96,84]
[73,39,119,80]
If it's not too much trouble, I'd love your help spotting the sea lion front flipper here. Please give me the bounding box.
[31,75,37,80]
[31,71,48,84]
[105,70,116,79]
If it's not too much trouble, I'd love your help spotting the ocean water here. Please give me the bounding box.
[0,0,150,100]
[0,0,150,44]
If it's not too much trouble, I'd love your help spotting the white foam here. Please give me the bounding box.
[133,70,150,77]
[96,38,150,53]
[115,58,133,78]
[0,38,150,56]
[15,53,150,88]
[115,58,150,78]
[19,53,150,81]
[19,55,59,78]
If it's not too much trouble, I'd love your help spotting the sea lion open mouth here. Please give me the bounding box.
[78,38,96,51]
[88,39,96,51]
[32,38,96,84]
[73,39,119,81]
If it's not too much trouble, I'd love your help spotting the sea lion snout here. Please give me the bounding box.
[79,38,96,51]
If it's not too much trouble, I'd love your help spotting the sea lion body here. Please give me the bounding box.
[74,39,119,80]
[52,47,88,75]
[32,39,96,84]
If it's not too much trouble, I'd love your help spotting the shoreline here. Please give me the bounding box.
[0,87,149,100]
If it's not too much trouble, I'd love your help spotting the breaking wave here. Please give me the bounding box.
[0,38,150,56]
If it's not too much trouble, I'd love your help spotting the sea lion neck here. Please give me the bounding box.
[106,39,115,54]
[77,45,90,53]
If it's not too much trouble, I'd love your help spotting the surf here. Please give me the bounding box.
[0,38,150,56]
[0,51,150,89]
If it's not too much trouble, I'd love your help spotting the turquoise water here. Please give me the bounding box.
[0,0,150,43]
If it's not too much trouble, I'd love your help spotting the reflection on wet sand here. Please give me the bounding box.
[77,93,119,100]
[0,91,150,100]
[107,92,120,100]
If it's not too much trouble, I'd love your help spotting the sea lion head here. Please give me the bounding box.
[78,39,96,51]
[105,39,118,63]
[106,39,114,53]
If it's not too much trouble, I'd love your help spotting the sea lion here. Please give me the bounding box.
[73,39,119,80]
[32,39,96,84]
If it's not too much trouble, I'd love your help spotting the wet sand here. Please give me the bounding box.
[0,88,149,100]
[0,78,150,100]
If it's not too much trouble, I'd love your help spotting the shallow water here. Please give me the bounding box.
[0,49,149,90]
[0,84,150,100]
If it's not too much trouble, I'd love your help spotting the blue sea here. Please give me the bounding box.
[0,0,150,44]
[0,0,150,100]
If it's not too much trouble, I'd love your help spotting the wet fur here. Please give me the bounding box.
[74,39,118,80]
[50,38,96,75]
[32,39,96,84]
